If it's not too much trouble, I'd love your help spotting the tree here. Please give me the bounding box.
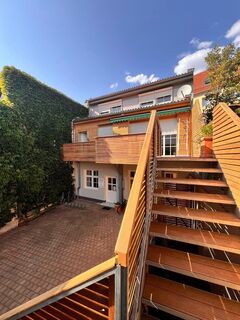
[204,44,240,122]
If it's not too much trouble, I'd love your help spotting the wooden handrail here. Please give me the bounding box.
[115,110,157,267]
[0,257,116,320]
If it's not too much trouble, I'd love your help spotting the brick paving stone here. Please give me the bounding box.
[0,199,122,315]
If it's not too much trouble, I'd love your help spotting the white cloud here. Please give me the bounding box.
[190,37,213,49]
[225,19,240,47]
[125,73,159,85]
[174,48,211,75]
[110,82,118,89]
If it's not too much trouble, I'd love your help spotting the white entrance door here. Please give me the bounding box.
[160,118,177,156]
[106,177,118,203]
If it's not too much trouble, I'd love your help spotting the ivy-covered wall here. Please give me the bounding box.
[0,66,88,226]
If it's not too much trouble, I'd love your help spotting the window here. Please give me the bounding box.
[108,177,117,191]
[204,77,210,85]
[111,106,121,113]
[78,131,88,142]
[161,134,177,156]
[129,171,135,189]
[140,101,154,108]
[85,170,99,188]
[156,95,172,104]
[100,110,110,115]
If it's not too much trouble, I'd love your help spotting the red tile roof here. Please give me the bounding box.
[193,70,211,95]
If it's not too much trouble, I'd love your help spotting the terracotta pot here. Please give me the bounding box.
[201,136,213,157]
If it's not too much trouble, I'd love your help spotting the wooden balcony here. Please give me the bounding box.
[63,133,145,164]
[95,133,145,164]
[63,141,96,162]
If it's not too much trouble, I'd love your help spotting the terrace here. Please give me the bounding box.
[0,199,122,316]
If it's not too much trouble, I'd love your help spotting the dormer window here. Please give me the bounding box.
[140,101,154,108]
[156,95,172,104]
[100,110,110,115]
[111,105,121,113]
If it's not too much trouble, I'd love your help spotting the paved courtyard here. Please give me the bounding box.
[0,199,122,315]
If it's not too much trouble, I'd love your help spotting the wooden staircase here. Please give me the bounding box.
[142,157,240,320]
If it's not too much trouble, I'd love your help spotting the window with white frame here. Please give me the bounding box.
[85,170,99,188]
[129,170,135,189]
[78,131,88,142]
[161,134,177,156]
[156,95,172,104]
[111,105,121,113]
[108,177,117,191]
[140,101,154,108]
[100,110,110,115]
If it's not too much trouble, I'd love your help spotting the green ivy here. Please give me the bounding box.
[0,66,88,226]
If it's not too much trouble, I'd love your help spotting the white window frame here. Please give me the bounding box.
[140,101,154,108]
[161,133,177,157]
[85,170,99,189]
[111,105,121,113]
[156,94,172,104]
[78,131,88,142]
[100,110,110,115]
[128,170,136,190]
[107,177,117,191]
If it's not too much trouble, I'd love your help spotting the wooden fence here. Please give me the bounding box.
[213,102,240,208]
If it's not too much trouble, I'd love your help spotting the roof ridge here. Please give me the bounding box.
[87,71,193,103]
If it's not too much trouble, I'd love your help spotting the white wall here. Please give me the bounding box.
[73,162,120,202]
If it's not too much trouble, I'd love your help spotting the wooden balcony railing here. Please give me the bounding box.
[63,133,145,165]
[2,111,159,320]
[63,141,96,162]
[95,133,145,164]
[213,102,240,208]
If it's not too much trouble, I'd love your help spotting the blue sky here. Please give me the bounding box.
[0,0,240,103]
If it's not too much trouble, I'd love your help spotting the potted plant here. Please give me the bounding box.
[200,122,213,157]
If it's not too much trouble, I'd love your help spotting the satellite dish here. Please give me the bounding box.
[177,84,192,99]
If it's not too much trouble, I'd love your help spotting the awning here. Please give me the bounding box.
[110,106,191,123]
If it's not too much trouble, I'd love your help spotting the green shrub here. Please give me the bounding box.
[200,122,213,138]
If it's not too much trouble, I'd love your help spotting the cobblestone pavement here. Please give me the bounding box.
[0,200,122,315]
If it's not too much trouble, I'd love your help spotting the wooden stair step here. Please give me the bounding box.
[155,177,228,187]
[151,204,240,226]
[156,157,218,162]
[156,167,222,173]
[146,245,240,290]
[142,274,240,320]
[149,222,240,254]
[154,189,235,205]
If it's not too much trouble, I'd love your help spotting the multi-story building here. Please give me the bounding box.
[63,70,193,205]
[4,70,240,319]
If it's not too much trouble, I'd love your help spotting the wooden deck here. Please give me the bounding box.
[143,274,240,320]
